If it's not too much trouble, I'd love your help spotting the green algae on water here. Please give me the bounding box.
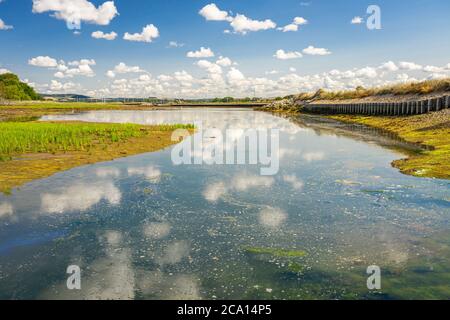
[244,247,307,258]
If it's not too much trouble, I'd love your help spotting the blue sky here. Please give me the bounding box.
[1,0,450,98]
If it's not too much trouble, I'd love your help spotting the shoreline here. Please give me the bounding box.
[0,109,194,193]
[0,102,163,121]
[1,102,449,193]
[326,111,449,179]
[257,106,449,180]
[1,124,194,194]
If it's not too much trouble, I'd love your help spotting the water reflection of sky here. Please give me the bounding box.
[1,109,449,300]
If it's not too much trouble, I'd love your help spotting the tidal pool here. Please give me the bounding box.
[0,109,449,300]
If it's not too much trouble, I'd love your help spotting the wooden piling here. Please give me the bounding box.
[303,95,450,116]
[436,97,442,111]
[420,101,425,114]
[427,99,433,112]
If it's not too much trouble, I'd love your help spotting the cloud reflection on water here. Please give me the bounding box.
[282,174,304,190]
[203,174,274,203]
[156,240,191,265]
[95,167,121,178]
[258,207,288,228]
[41,229,200,300]
[8,109,448,300]
[302,151,325,162]
[41,182,121,214]
[127,165,162,182]
[0,202,13,219]
[143,222,171,239]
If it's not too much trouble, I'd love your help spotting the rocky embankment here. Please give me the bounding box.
[256,97,300,113]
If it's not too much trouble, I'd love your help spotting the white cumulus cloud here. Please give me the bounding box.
[199,3,276,34]
[379,61,399,72]
[58,59,96,78]
[106,62,146,78]
[28,56,58,67]
[199,3,232,21]
[0,18,13,30]
[279,24,298,32]
[302,46,331,56]
[230,14,276,34]
[356,66,378,78]
[278,17,308,32]
[227,67,245,83]
[399,61,423,71]
[48,80,78,92]
[29,56,96,78]
[423,65,444,73]
[196,60,222,74]
[123,24,159,43]
[187,47,215,58]
[32,0,118,29]
[274,49,303,60]
[106,70,115,78]
[293,17,308,25]
[216,56,233,67]
[92,30,117,40]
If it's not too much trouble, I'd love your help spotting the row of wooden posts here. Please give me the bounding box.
[303,95,450,116]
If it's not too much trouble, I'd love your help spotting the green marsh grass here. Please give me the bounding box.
[0,122,194,161]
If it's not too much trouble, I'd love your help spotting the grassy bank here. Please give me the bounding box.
[258,78,450,180]
[328,110,450,179]
[0,121,194,193]
[258,79,450,114]
[0,102,152,121]
[298,78,450,102]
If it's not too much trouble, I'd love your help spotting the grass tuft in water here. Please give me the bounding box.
[244,247,307,258]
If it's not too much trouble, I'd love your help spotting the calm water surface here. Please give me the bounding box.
[0,109,449,299]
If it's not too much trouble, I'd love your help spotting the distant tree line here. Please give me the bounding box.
[210,97,269,103]
[0,73,41,101]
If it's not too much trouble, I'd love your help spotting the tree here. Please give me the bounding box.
[0,73,41,101]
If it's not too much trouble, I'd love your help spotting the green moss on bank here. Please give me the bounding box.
[328,111,450,179]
